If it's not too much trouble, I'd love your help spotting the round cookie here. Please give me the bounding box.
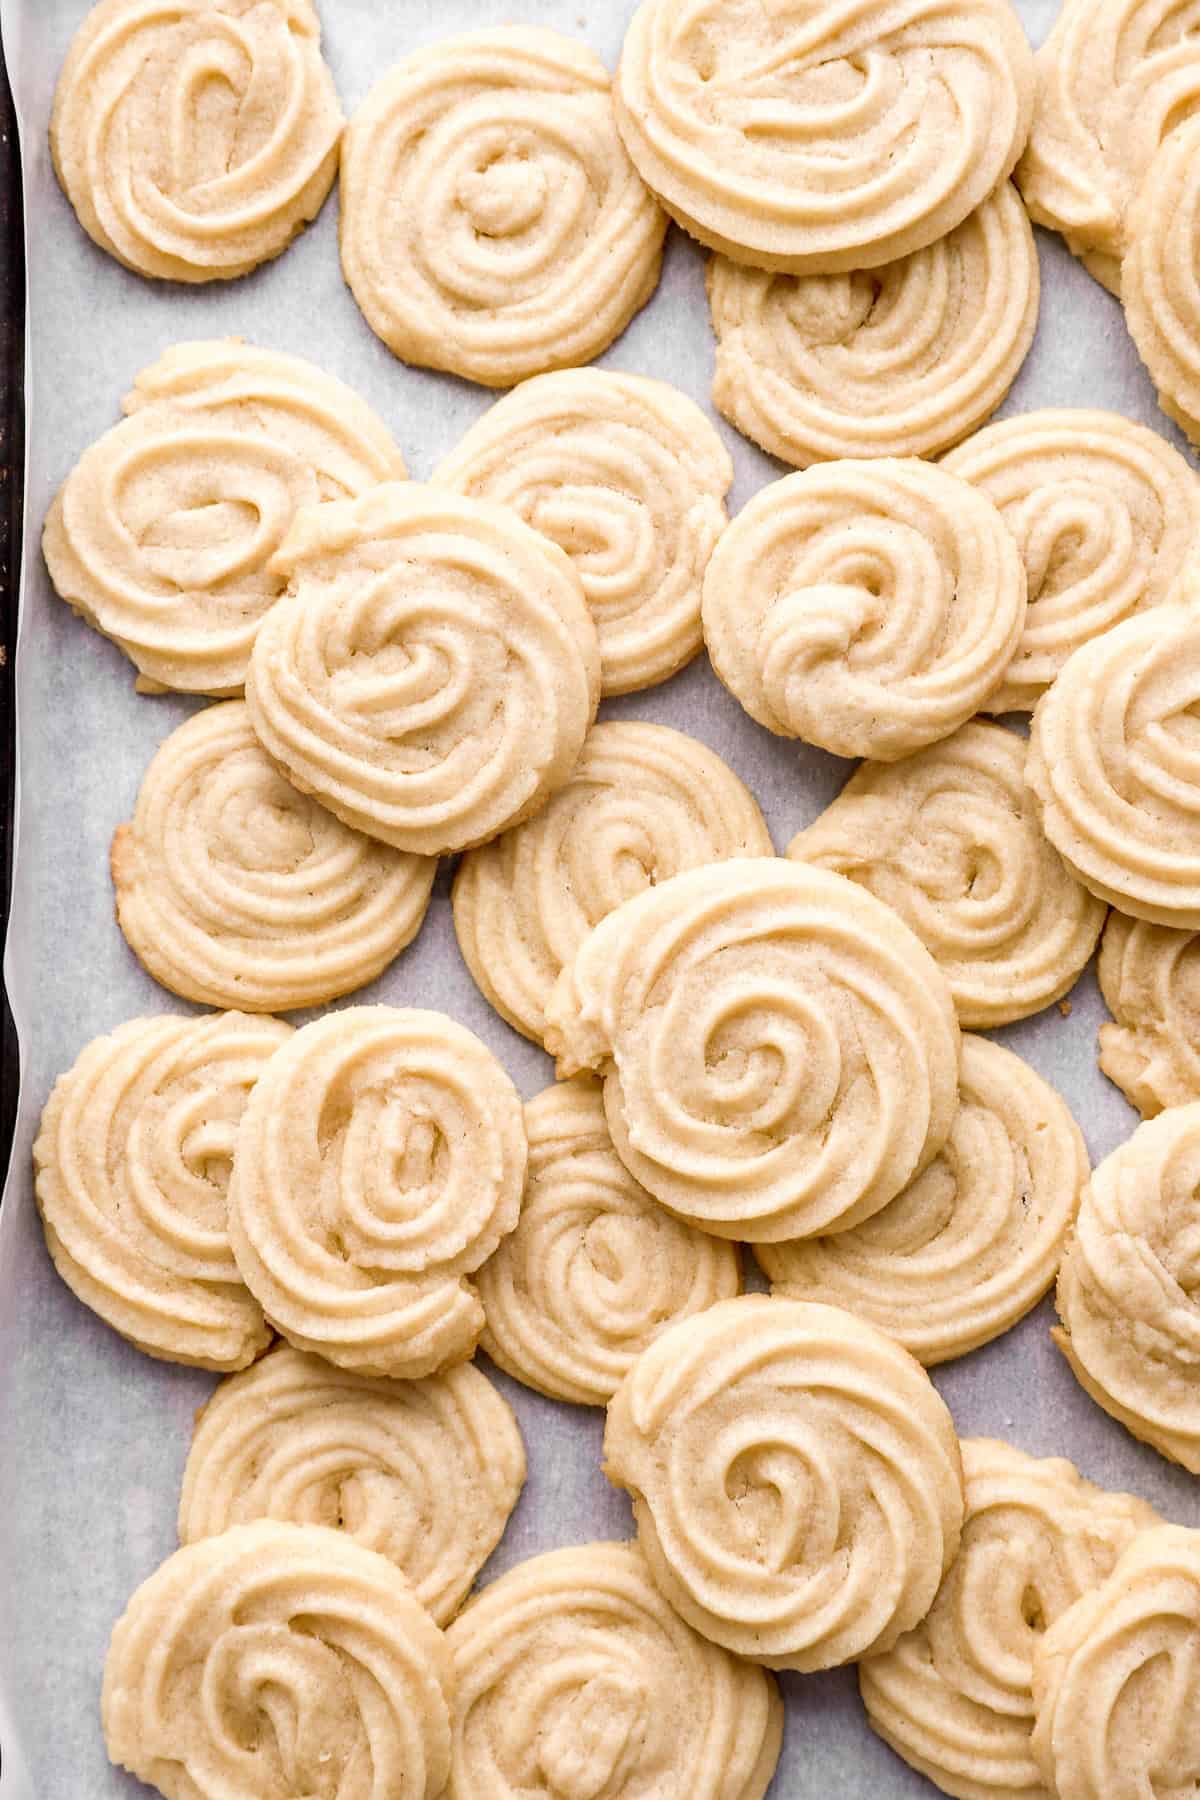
[445,1541,783,1799]
[33,1011,288,1371]
[179,1345,525,1625]
[861,1438,1160,1800]
[758,1036,1088,1366]
[102,1521,453,1800]
[111,702,436,1012]
[1098,913,1200,1116]
[477,1079,742,1406]
[1027,607,1200,927]
[604,1296,965,1671]
[51,0,343,283]
[545,857,961,1243]
[790,721,1107,1028]
[702,459,1026,762]
[227,1006,526,1379]
[943,408,1200,712]
[614,0,1035,273]
[706,184,1038,467]
[1054,1103,1200,1473]
[339,27,666,387]
[1125,121,1200,445]
[245,482,601,856]
[434,370,732,696]
[453,721,772,1048]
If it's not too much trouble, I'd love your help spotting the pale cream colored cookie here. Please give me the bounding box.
[758,1036,1087,1366]
[453,721,772,1049]
[614,0,1034,273]
[861,1438,1160,1800]
[702,459,1026,761]
[103,1521,453,1800]
[1027,608,1200,927]
[227,1006,526,1379]
[178,1345,525,1624]
[604,1296,964,1670]
[245,483,600,856]
[707,185,1038,467]
[433,370,732,695]
[33,1011,287,1371]
[1098,913,1200,1115]
[790,722,1107,1027]
[477,1079,741,1406]
[546,857,960,1243]
[51,0,343,283]
[1125,121,1200,445]
[445,1541,783,1798]
[111,702,436,1012]
[943,408,1200,712]
[340,28,666,388]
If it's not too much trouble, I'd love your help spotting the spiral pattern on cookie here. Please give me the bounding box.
[1125,121,1200,444]
[861,1439,1160,1800]
[1027,607,1200,927]
[227,1007,526,1379]
[707,184,1038,467]
[614,0,1034,273]
[477,1079,741,1406]
[758,1036,1087,1366]
[33,1011,288,1370]
[179,1346,525,1624]
[339,27,666,388]
[246,483,600,856]
[434,370,732,695]
[604,1296,964,1670]
[791,722,1107,1028]
[702,460,1026,762]
[445,1541,783,1798]
[1098,912,1200,1115]
[111,703,435,1012]
[944,408,1200,712]
[453,722,772,1048]
[103,1521,453,1800]
[51,0,343,283]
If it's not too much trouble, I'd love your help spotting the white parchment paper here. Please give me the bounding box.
[3,2,1200,1793]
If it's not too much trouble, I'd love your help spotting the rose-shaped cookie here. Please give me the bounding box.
[1125,121,1200,445]
[340,27,666,387]
[1099,913,1200,1115]
[245,483,600,856]
[790,721,1107,1027]
[52,0,343,282]
[227,1006,526,1378]
[702,459,1026,761]
[545,857,960,1243]
[453,722,771,1048]
[604,1296,965,1670]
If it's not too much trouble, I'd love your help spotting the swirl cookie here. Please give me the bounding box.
[790,722,1107,1027]
[861,1438,1160,1800]
[477,1079,741,1406]
[51,0,343,283]
[103,1521,453,1800]
[227,1006,526,1379]
[111,703,435,1012]
[706,185,1039,467]
[943,409,1200,712]
[1099,913,1200,1115]
[614,0,1035,273]
[33,1011,288,1370]
[445,1541,783,1798]
[758,1036,1087,1366]
[340,28,666,387]
[604,1296,965,1670]
[1027,608,1200,927]
[434,371,732,696]
[453,722,772,1048]
[246,483,600,856]
[179,1345,525,1624]
[1125,122,1200,445]
[43,340,407,696]
[702,460,1026,762]
[545,857,960,1243]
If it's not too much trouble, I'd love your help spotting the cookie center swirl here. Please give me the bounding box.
[533,1669,649,1798]
[458,150,550,237]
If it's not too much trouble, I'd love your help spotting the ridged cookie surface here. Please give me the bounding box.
[1099,913,1200,1115]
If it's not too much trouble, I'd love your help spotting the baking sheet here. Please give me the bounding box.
[3,1,1200,1793]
